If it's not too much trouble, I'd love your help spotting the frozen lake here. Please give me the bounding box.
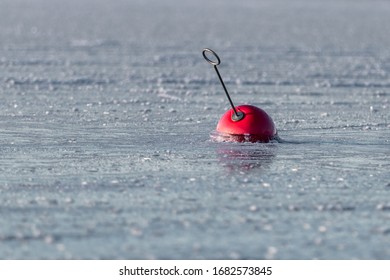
[0,0,389,259]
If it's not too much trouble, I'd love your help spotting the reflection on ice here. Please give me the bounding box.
[216,143,277,173]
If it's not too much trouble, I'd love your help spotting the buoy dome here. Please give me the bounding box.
[216,104,277,142]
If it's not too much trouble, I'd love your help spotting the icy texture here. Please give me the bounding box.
[0,0,389,259]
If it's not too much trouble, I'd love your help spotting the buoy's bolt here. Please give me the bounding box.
[231,111,245,121]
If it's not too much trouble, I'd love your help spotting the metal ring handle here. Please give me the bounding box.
[202,48,221,66]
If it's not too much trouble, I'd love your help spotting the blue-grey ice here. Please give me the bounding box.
[0,0,389,259]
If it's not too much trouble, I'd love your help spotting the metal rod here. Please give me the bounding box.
[202,48,244,121]
[213,65,240,117]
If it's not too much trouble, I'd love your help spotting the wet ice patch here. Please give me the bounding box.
[210,131,282,143]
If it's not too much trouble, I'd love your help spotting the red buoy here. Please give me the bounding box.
[203,48,278,143]
[216,104,277,143]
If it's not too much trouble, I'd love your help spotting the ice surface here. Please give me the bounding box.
[0,0,389,259]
